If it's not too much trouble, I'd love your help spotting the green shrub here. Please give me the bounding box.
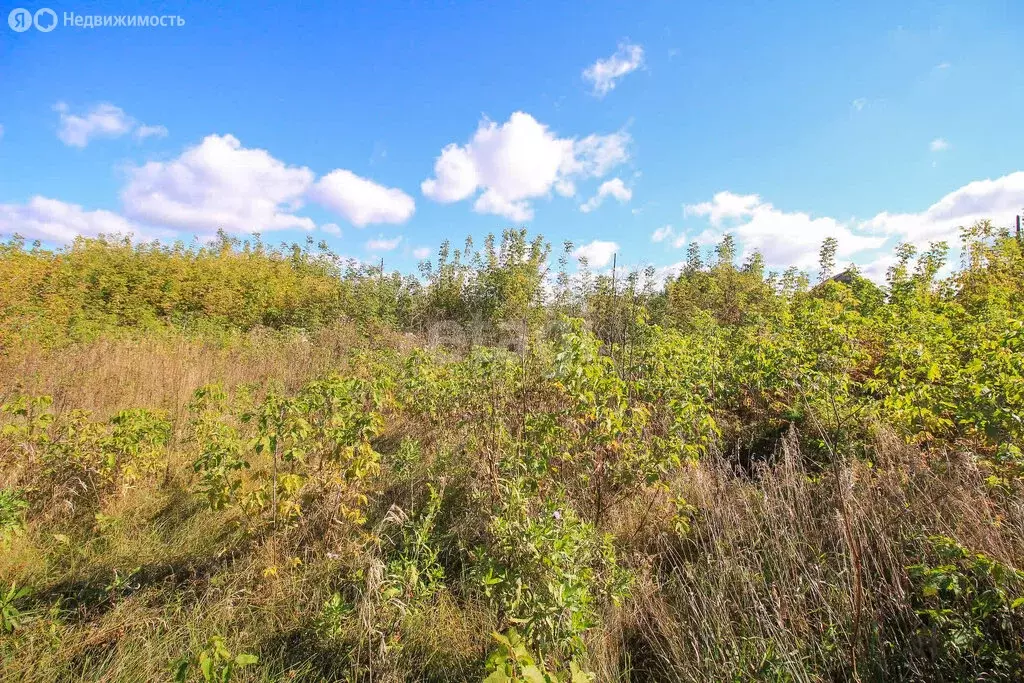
[476,479,631,656]
[907,535,1024,679]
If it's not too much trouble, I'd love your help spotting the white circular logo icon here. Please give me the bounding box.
[34,8,57,32]
[8,8,32,32]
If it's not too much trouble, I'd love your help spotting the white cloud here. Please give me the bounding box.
[413,246,431,259]
[852,98,867,111]
[421,112,629,221]
[579,177,632,213]
[121,134,316,234]
[473,191,534,222]
[569,132,631,178]
[573,239,619,268]
[55,102,165,148]
[421,143,479,203]
[684,192,886,269]
[860,253,897,283]
[685,192,762,225]
[309,169,415,227]
[3,132,420,245]
[652,223,722,249]
[583,43,644,97]
[134,124,169,141]
[651,260,687,285]
[651,225,674,242]
[366,235,402,251]
[683,171,1024,269]
[860,171,1024,243]
[0,196,142,243]
[930,138,950,152]
[684,228,720,247]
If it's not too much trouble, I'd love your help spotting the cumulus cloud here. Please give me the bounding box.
[683,171,1024,269]
[573,239,619,268]
[685,192,762,225]
[684,191,886,268]
[421,143,480,203]
[579,177,632,213]
[413,246,431,259]
[0,196,143,243]
[651,225,674,243]
[309,169,415,227]
[55,102,165,147]
[5,131,420,244]
[569,132,631,178]
[930,138,950,152]
[860,171,1024,243]
[123,134,412,233]
[366,235,402,251]
[421,112,629,221]
[583,43,644,97]
[121,134,316,233]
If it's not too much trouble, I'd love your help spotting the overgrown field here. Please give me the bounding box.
[1,225,1023,681]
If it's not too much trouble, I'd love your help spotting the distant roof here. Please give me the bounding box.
[830,269,858,285]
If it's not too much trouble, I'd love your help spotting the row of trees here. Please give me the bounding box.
[2,220,1022,348]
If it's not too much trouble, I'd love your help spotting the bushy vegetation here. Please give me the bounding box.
[1,221,1022,681]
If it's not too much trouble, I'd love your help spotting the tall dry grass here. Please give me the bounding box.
[592,426,1024,681]
[0,322,409,419]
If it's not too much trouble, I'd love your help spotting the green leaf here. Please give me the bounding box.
[483,670,512,683]
[234,653,258,667]
[520,664,548,683]
[570,661,595,683]
[199,652,213,681]
[172,659,190,683]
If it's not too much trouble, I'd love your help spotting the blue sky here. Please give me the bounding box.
[1,0,1022,280]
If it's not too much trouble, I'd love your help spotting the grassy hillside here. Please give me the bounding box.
[1,223,1023,681]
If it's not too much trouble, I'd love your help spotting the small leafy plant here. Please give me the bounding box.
[174,635,259,683]
[476,480,631,655]
[189,385,251,512]
[0,582,32,634]
[0,488,28,542]
[483,629,593,683]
